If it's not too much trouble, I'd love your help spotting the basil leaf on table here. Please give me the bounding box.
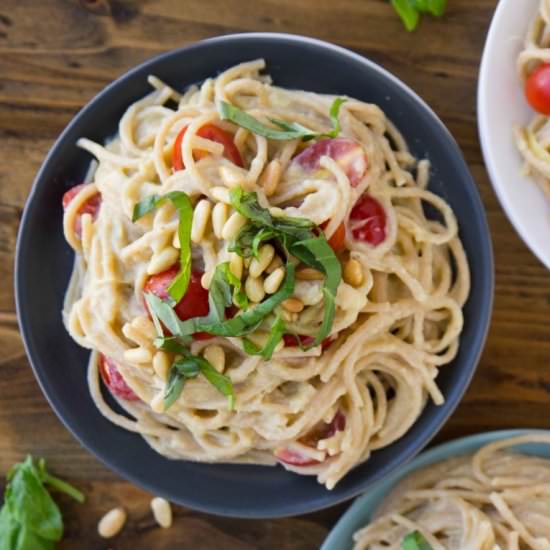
[219,97,347,141]
[132,191,193,304]
[401,530,433,550]
[390,0,447,31]
[0,456,83,550]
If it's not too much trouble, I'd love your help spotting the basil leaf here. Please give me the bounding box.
[219,98,347,142]
[327,97,347,138]
[242,315,286,360]
[290,236,341,346]
[402,530,433,550]
[199,360,236,410]
[145,293,183,337]
[0,505,23,550]
[230,187,273,226]
[37,459,84,504]
[154,336,186,353]
[131,194,160,220]
[391,0,420,31]
[6,457,62,541]
[219,101,318,141]
[163,354,235,411]
[133,191,193,303]
[414,0,446,16]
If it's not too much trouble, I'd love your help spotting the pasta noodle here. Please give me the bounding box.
[352,433,550,549]
[62,59,469,489]
[516,0,550,198]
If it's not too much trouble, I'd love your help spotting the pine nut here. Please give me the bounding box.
[123,347,152,364]
[245,275,266,303]
[221,212,247,240]
[131,316,156,339]
[172,231,180,249]
[212,202,229,238]
[219,165,245,189]
[153,351,171,381]
[282,297,304,313]
[265,255,283,274]
[263,267,285,294]
[201,270,213,290]
[147,247,179,275]
[343,259,364,287]
[229,252,243,280]
[280,309,298,323]
[269,206,286,217]
[150,392,165,413]
[259,159,282,197]
[151,497,172,529]
[190,199,212,243]
[211,186,231,204]
[296,267,324,280]
[98,507,126,538]
[249,244,275,278]
[203,344,225,373]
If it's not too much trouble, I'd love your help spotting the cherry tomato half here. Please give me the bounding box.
[349,194,387,246]
[525,63,550,115]
[292,138,367,187]
[144,267,212,340]
[99,354,139,401]
[173,124,244,171]
[62,183,101,236]
[275,411,346,466]
[321,221,346,251]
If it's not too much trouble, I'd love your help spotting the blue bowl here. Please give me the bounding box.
[15,33,494,518]
[322,429,550,549]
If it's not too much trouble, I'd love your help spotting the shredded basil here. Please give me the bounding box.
[154,337,235,410]
[229,188,341,348]
[219,97,347,141]
[391,0,446,31]
[242,315,286,360]
[132,191,193,303]
[401,531,433,550]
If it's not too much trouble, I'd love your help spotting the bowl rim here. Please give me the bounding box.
[478,0,550,269]
[321,428,548,550]
[15,31,494,518]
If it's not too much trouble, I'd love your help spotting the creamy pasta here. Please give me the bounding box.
[516,0,550,198]
[62,59,469,489]
[352,433,550,549]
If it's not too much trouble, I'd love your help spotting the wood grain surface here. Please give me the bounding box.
[2,0,548,548]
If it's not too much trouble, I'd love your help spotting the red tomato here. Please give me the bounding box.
[292,138,367,187]
[144,267,212,340]
[349,194,387,246]
[275,411,346,466]
[99,354,139,401]
[173,124,244,171]
[282,334,335,350]
[321,221,346,251]
[525,63,550,115]
[62,183,101,236]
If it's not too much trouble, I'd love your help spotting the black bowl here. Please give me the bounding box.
[15,33,494,518]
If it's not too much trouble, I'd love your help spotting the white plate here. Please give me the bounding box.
[478,0,550,268]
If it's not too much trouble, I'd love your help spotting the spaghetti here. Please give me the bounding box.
[62,59,469,489]
[352,433,550,549]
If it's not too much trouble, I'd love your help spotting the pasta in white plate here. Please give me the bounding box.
[62,59,469,489]
[352,433,550,550]
[516,0,550,198]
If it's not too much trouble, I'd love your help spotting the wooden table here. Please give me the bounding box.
[2,0,548,547]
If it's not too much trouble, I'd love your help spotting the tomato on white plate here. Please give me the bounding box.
[525,63,550,116]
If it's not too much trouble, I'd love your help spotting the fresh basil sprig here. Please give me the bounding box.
[401,530,433,550]
[391,0,447,31]
[0,456,84,550]
[242,315,286,360]
[229,188,341,347]
[146,262,295,340]
[154,336,235,410]
[219,97,347,142]
[132,191,193,304]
